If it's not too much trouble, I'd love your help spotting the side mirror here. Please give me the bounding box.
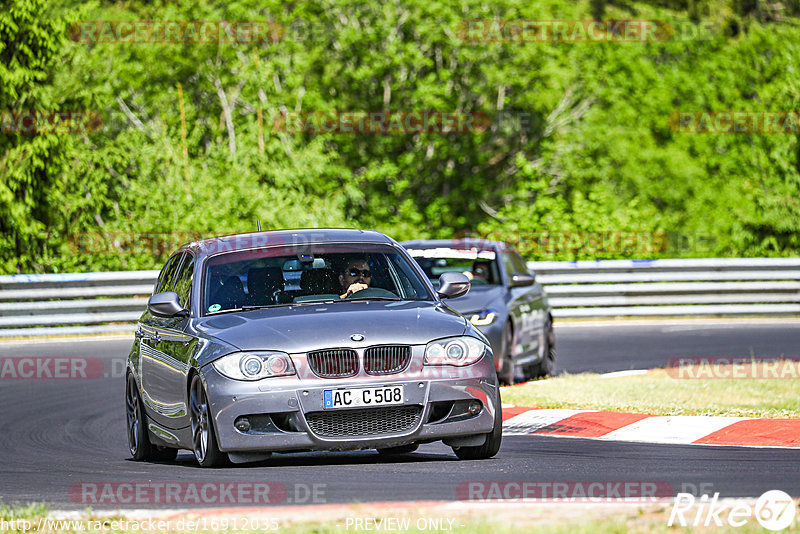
[437,272,471,299]
[510,272,536,288]
[148,291,190,318]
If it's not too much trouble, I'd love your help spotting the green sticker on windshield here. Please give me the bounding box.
[208,303,221,313]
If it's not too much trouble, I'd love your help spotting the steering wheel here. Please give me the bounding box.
[345,287,398,299]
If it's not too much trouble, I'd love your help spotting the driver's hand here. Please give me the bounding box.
[341,283,368,299]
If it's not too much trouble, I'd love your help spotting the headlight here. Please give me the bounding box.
[424,336,487,367]
[468,309,497,326]
[212,351,295,381]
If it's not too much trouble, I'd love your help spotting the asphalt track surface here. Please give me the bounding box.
[1,321,799,509]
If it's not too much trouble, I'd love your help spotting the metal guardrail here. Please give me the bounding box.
[1,258,799,337]
[0,270,158,337]
[531,258,800,318]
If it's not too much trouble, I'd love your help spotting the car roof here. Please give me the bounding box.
[401,238,505,252]
[180,228,395,257]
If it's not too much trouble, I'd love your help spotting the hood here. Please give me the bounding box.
[194,300,467,354]
[446,286,506,314]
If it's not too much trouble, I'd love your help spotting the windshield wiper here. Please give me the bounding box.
[239,304,292,311]
[209,298,404,315]
[340,296,403,302]
[242,301,345,309]
[206,304,287,315]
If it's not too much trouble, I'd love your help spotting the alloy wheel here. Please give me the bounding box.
[125,376,141,456]
[190,377,210,463]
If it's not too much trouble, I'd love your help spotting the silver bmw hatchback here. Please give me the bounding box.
[126,229,502,467]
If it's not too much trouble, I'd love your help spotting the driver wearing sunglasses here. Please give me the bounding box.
[339,257,372,298]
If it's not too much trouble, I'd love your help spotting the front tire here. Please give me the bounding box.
[126,374,178,462]
[190,374,227,467]
[452,387,502,460]
[498,322,523,385]
[530,317,556,379]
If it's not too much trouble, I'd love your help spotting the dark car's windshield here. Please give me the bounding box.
[202,243,433,314]
[407,247,501,286]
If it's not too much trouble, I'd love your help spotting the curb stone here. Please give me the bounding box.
[501,406,800,448]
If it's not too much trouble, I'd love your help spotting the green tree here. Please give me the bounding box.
[0,0,93,272]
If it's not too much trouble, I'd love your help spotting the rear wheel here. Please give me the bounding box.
[126,374,178,462]
[376,444,419,455]
[452,387,502,460]
[530,317,556,379]
[190,374,227,467]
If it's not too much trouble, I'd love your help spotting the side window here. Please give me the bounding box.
[512,252,529,274]
[156,253,184,294]
[387,254,423,299]
[173,254,195,308]
[501,253,516,280]
[154,255,176,294]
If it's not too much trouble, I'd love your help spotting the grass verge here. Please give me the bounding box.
[501,367,800,418]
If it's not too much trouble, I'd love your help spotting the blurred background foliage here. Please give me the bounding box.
[1,0,800,272]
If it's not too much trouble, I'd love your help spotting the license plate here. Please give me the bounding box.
[323,385,404,409]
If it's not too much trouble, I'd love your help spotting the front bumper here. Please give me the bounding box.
[203,348,498,453]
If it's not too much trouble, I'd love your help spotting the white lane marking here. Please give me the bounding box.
[502,409,586,435]
[599,370,650,378]
[658,324,785,332]
[598,415,751,444]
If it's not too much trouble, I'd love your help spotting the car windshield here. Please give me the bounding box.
[202,243,433,314]
[407,247,501,286]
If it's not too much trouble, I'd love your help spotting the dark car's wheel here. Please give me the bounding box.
[498,322,523,385]
[530,317,556,379]
[190,374,227,467]
[376,444,419,455]
[452,387,502,460]
[126,374,178,462]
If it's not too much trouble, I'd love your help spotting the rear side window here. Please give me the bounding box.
[172,254,195,308]
[156,253,184,294]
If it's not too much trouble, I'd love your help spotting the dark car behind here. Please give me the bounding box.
[403,239,555,384]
